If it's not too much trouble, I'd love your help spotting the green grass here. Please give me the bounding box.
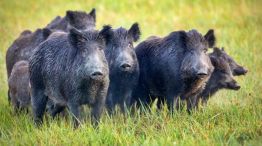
[0,0,261,145]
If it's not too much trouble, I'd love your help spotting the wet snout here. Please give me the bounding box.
[117,51,134,72]
[233,66,248,76]
[90,70,104,80]
[182,52,212,80]
[120,63,132,71]
[194,62,211,79]
[196,70,208,79]
[227,79,241,90]
[87,51,108,80]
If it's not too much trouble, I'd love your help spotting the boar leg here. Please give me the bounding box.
[120,91,132,114]
[91,83,108,127]
[8,89,11,105]
[193,96,201,109]
[166,95,175,114]
[201,97,208,106]
[186,98,192,114]
[10,92,19,113]
[106,92,115,115]
[186,95,199,113]
[31,88,48,126]
[68,102,80,128]
[175,97,185,111]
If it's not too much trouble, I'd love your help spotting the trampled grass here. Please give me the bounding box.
[0,0,261,145]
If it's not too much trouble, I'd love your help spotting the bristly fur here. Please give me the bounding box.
[29,27,110,127]
[132,29,215,112]
[104,23,141,114]
[46,8,96,31]
[6,28,52,78]
[8,60,30,112]
[191,47,241,108]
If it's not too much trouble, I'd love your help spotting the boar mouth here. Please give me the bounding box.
[120,68,133,72]
[90,71,105,80]
[181,70,210,81]
[182,76,208,97]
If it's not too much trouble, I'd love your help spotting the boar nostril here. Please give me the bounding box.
[228,81,241,90]
[196,72,208,78]
[120,63,131,69]
[232,83,241,90]
[235,85,241,90]
[244,68,248,74]
[91,71,103,77]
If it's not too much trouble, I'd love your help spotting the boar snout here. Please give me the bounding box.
[228,80,241,90]
[90,71,104,80]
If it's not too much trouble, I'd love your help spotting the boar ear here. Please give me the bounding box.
[213,47,223,57]
[128,22,141,42]
[213,47,220,52]
[99,25,113,44]
[69,28,87,48]
[20,30,32,36]
[42,28,53,39]
[222,47,225,51]
[66,11,77,26]
[89,8,96,22]
[210,56,218,67]
[204,29,216,48]
[66,10,75,20]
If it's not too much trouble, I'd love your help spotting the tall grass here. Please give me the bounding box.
[0,0,261,145]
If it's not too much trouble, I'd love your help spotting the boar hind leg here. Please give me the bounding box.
[19,102,30,113]
[31,88,48,126]
[8,89,11,105]
[13,100,20,113]
[10,92,20,113]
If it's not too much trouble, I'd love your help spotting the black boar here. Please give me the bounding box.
[218,47,248,76]
[8,60,30,112]
[105,23,140,114]
[29,27,111,127]
[6,28,52,103]
[6,28,52,78]
[133,29,215,112]
[46,8,96,31]
[190,47,241,108]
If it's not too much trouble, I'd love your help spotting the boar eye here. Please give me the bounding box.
[203,48,208,53]
[221,70,227,74]
[128,42,133,48]
[98,47,103,51]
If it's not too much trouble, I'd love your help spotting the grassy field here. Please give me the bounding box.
[0,0,261,145]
